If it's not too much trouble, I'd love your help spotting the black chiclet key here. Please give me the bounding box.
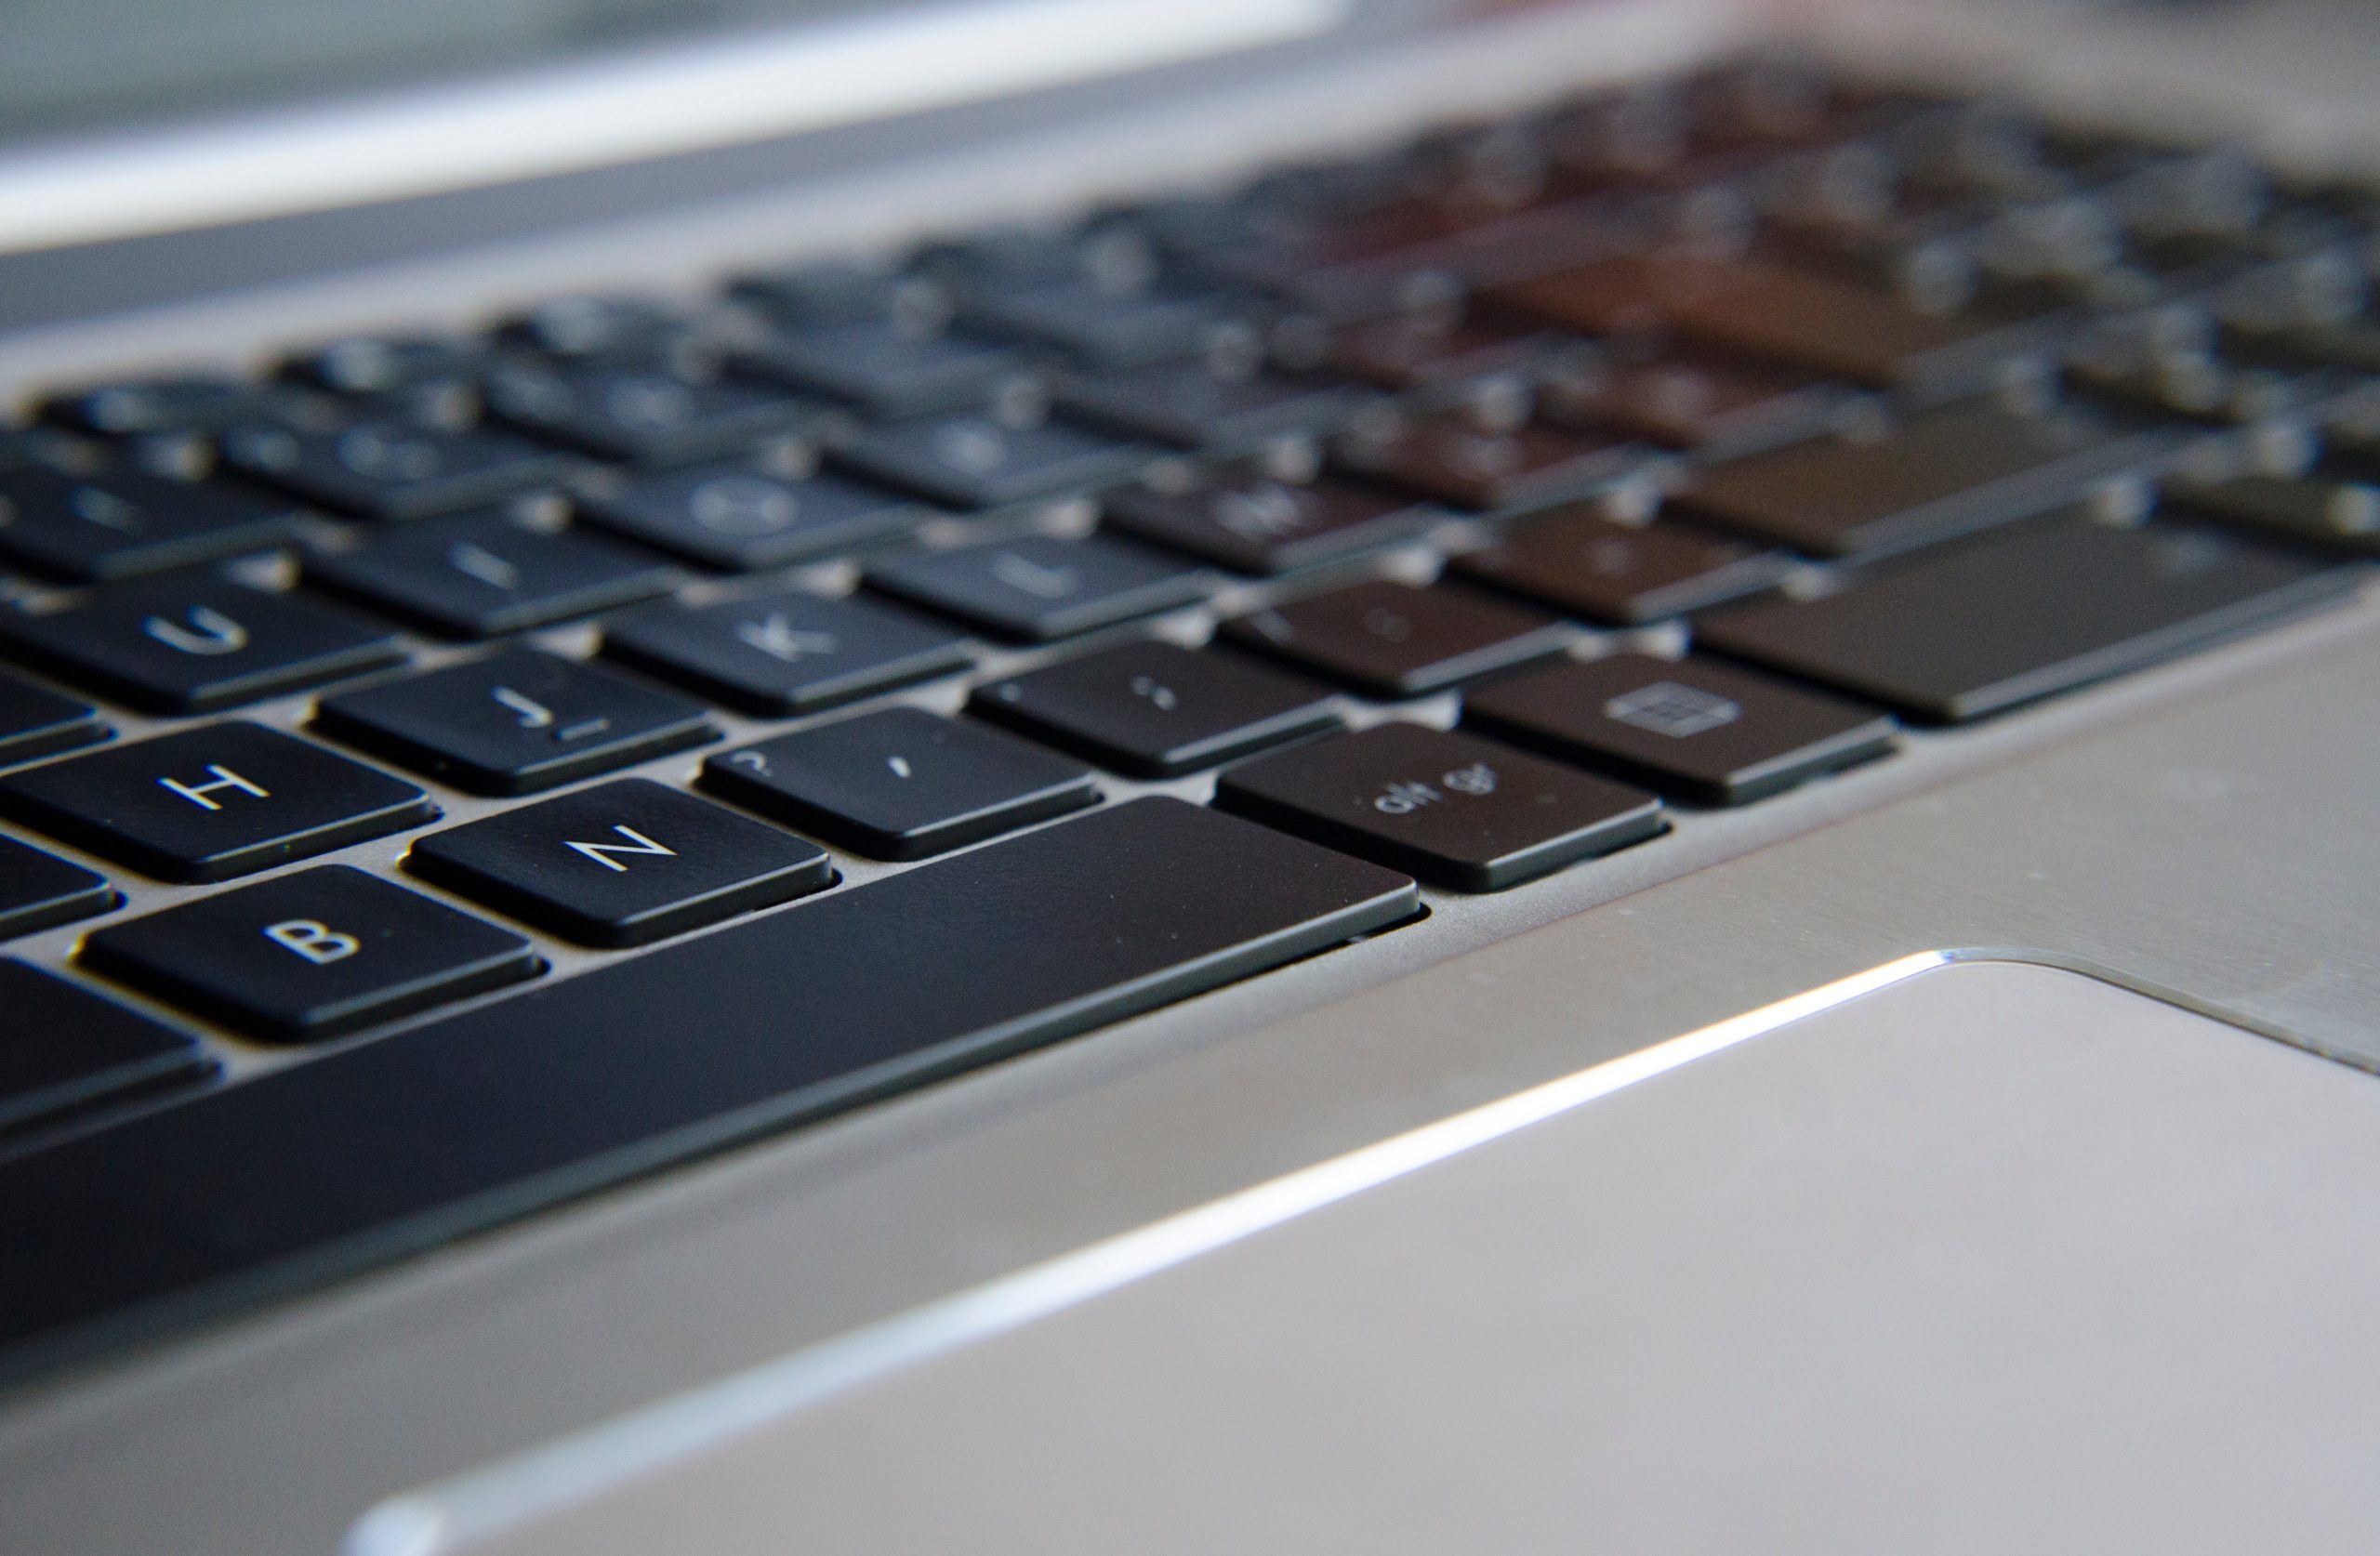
[0,961,211,1137]
[0,467,297,583]
[0,581,404,715]
[43,376,288,437]
[831,414,1150,510]
[79,866,538,1044]
[1697,516,2360,722]
[1222,579,1572,698]
[1451,508,1792,625]
[406,779,832,947]
[576,465,931,571]
[304,514,678,639]
[0,837,117,941]
[221,417,567,521]
[864,535,1210,641]
[0,673,106,768]
[1214,720,1664,891]
[1057,363,1361,449]
[1672,402,2177,560]
[973,640,1341,777]
[701,706,1098,860]
[0,722,436,883]
[1104,474,1440,575]
[481,361,819,467]
[1334,413,1640,513]
[604,589,972,716]
[741,322,1029,418]
[314,650,715,796]
[1463,652,1898,804]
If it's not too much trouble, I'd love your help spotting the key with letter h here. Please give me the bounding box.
[0,723,436,882]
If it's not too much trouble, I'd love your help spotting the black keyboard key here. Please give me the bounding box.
[482,362,819,467]
[0,798,1412,1369]
[1698,516,2360,722]
[315,650,714,796]
[1104,474,1439,574]
[1223,579,1572,697]
[221,417,567,521]
[830,414,1149,509]
[730,260,945,328]
[1334,413,1640,512]
[604,589,971,716]
[0,962,209,1138]
[0,722,435,882]
[1535,349,1851,457]
[283,334,479,397]
[2163,472,2380,555]
[701,706,1097,860]
[0,467,296,582]
[964,283,1245,369]
[974,640,1340,777]
[0,581,403,715]
[406,779,832,947]
[1498,252,2068,399]
[1214,720,1663,890]
[865,535,1209,641]
[304,515,677,639]
[1450,508,1791,623]
[1664,257,2070,399]
[741,323,1030,418]
[81,866,537,1043]
[1058,363,1362,449]
[0,837,117,940]
[44,376,286,437]
[1464,652,1897,804]
[0,674,107,768]
[575,465,929,571]
[1327,310,1552,393]
[498,296,684,362]
[1673,402,2176,559]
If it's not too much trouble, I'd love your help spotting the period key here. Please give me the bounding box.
[1214,721,1663,891]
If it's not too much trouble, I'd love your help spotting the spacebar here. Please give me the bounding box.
[0,798,1416,1378]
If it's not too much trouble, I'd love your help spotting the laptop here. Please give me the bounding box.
[2,0,2378,1549]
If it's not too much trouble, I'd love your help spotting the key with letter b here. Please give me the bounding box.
[80,866,538,1042]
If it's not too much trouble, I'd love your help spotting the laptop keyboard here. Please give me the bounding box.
[0,59,2372,1376]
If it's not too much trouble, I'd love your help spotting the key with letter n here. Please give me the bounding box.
[407,780,831,946]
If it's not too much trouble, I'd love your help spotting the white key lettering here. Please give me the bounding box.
[1372,779,1441,815]
[263,919,360,965]
[158,764,270,811]
[143,606,250,656]
[68,487,145,533]
[735,613,839,663]
[990,552,1078,600]
[492,686,557,729]
[446,542,523,591]
[563,824,677,873]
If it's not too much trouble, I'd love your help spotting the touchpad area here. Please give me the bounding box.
[363,961,2380,1556]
